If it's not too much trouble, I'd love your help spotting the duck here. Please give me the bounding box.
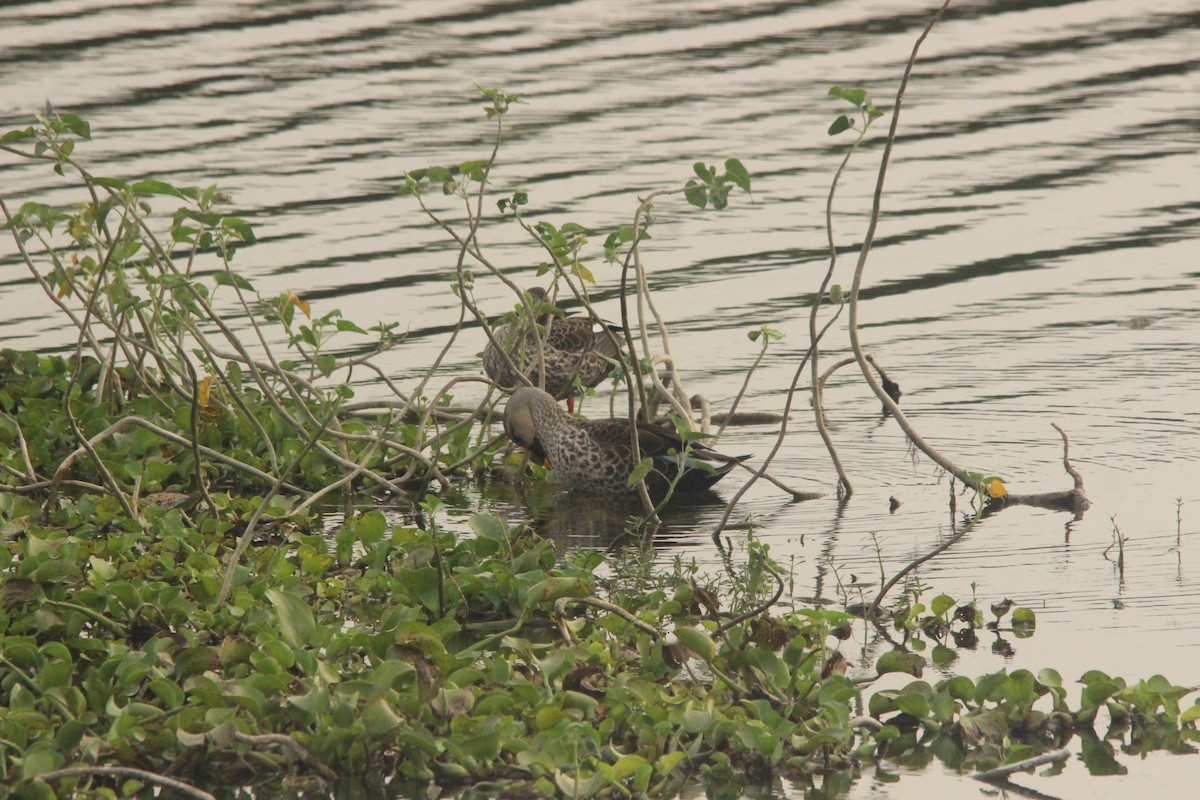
[502,386,747,494]
[483,288,622,410]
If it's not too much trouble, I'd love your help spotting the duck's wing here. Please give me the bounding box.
[547,318,622,356]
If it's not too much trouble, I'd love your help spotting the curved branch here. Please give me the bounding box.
[846,1,980,488]
[38,767,215,800]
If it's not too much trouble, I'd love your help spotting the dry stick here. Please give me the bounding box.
[811,127,871,499]
[130,306,198,404]
[200,340,447,467]
[295,420,393,513]
[341,348,411,403]
[39,767,216,800]
[442,431,508,475]
[421,210,540,402]
[152,232,350,485]
[405,118,539,454]
[214,408,335,611]
[821,355,895,401]
[974,747,1072,783]
[867,519,975,619]
[0,461,34,483]
[988,423,1090,513]
[620,193,698,423]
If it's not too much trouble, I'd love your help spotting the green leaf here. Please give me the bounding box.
[1011,607,1036,629]
[930,594,955,618]
[213,270,255,291]
[467,513,508,541]
[896,693,930,718]
[20,747,60,780]
[1037,668,1063,690]
[876,649,925,677]
[363,698,402,736]
[222,217,256,242]
[683,180,707,209]
[130,179,188,199]
[724,158,751,193]
[459,159,490,181]
[828,85,868,107]
[710,182,731,210]
[947,675,976,702]
[627,457,655,487]
[1,127,35,145]
[335,319,367,334]
[89,175,129,191]
[314,353,337,378]
[693,162,714,183]
[265,588,316,648]
[828,115,853,136]
[59,113,92,139]
[675,626,715,662]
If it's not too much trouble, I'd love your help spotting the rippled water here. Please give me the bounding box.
[3,0,1199,797]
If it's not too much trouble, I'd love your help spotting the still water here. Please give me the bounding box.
[3,0,1198,796]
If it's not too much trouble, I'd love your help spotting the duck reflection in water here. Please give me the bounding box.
[482,479,733,554]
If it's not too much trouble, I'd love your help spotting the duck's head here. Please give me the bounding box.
[503,386,553,464]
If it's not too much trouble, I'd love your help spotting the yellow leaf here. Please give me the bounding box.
[287,291,311,318]
[987,479,1007,498]
[574,262,595,284]
[197,376,213,408]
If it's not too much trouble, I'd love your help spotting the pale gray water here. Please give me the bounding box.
[2,0,1199,797]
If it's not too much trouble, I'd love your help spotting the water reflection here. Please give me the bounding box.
[480,476,740,553]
